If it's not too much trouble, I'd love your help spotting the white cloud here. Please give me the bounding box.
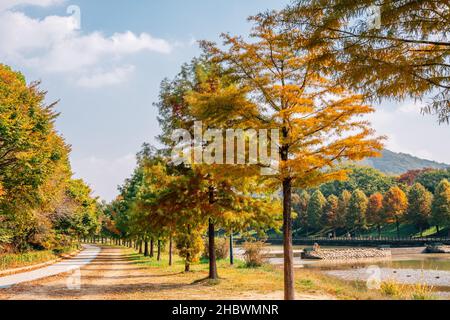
[367,100,450,164]
[76,65,135,88]
[398,102,423,114]
[0,0,64,11]
[0,3,172,87]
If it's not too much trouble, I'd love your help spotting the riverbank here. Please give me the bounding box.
[301,248,391,260]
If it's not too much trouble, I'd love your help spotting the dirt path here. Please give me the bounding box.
[0,246,333,300]
[0,246,150,300]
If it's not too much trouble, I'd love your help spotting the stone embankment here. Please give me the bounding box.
[425,244,450,253]
[301,248,391,260]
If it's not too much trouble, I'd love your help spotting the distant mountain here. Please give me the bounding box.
[359,149,449,175]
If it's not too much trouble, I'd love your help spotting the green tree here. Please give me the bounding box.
[323,195,339,237]
[416,169,450,193]
[346,189,368,234]
[319,166,394,197]
[337,190,352,234]
[406,183,433,236]
[0,64,99,252]
[307,190,327,231]
[292,190,310,234]
[431,179,450,235]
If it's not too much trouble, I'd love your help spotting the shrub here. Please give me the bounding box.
[242,241,267,267]
[202,237,229,260]
[410,283,436,300]
[380,280,436,300]
[175,230,204,271]
[380,280,403,297]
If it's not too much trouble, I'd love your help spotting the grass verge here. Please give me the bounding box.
[122,247,389,300]
[0,245,80,271]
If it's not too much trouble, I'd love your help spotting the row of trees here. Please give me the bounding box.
[0,64,101,253]
[296,179,450,237]
[105,143,281,273]
[110,0,449,300]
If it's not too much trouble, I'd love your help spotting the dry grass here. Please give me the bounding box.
[380,280,436,300]
[124,247,386,300]
[0,251,56,271]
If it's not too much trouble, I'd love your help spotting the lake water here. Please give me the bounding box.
[244,245,450,291]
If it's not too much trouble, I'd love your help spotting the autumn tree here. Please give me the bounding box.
[346,189,368,234]
[157,58,282,280]
[431,179,450,235]
[292,190,310,234]
[397,168,434,186]
[307,190,327,232]
[366,193,385,237]
[202,11,382,299]
[406,183,433,235]
[286,0,450,123]
[337,190,352,234]
[0,64,99,252]
[323,195,339,237]
[383,186,409,237]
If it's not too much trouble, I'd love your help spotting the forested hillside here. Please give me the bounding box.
[361,150,449,174]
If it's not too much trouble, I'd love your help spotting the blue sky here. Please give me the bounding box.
[1,0,449,201]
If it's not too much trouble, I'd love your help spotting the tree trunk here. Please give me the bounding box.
[377,225,381,238]
[229,232,234,265]
[157,240,161,261]
[396,218,400,238]
[144,240,149,256]
[282,177,295,300]
[436,225,440,234]
[169,235,173,266]
[150,239,154,257]
[185,253,190,272]
[208,217,218,280]
[139,240,143,254]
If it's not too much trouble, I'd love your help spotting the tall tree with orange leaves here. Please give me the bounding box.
[199,12,383,299]
[383,186,409,237]
[367,192,385,237]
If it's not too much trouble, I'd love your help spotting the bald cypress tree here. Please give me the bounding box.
[431,179,450,236]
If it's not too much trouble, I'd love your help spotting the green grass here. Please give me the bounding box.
[0,250,57,271]
[362,223,447,238]
[0,245,80,271]
[292,223,448,239]
[122,246,388,300]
